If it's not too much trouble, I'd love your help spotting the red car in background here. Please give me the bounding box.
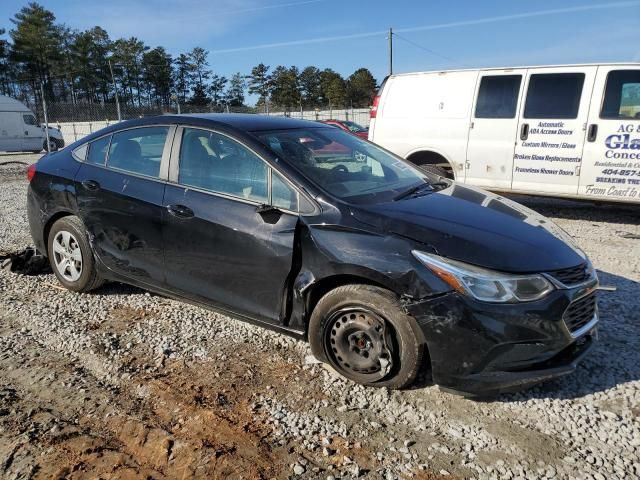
[319,119,369,139]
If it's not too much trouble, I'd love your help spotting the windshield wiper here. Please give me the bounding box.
[393,182,434,201]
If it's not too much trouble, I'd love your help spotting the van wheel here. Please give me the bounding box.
[308,285,425,389]
[47,216,103,292]
[43,139,58,152]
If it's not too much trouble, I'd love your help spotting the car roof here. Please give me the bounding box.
[162,113,323,131]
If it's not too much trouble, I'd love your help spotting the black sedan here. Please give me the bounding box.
[26,114,600,395]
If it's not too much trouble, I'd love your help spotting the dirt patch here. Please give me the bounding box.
[0,320,299,479]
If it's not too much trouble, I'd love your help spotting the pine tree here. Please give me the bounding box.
[248,63,272,112]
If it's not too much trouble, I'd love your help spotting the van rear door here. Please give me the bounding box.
[579,66,640,203]
[511,66,597,195]
[465,70,526,189]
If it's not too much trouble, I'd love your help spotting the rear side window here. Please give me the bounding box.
[524,73,585,119]
[178,128,268,203]
[107,127,168,178]
[475,75,521,118]
[601,70,640,120]
[86,135,111,166]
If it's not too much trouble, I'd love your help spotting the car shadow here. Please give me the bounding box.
[491,269,640,403]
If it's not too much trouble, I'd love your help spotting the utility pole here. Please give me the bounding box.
[108,59,122,122]
[388,27,393,76]
[40,82,51,153]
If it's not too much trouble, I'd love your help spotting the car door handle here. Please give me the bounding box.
[166,204,194,219]
[81,180,100,191]
[520,123,529,141]
[587,124,598,142]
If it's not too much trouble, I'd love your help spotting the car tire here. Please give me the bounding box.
[308,284,425,389]
[47,216,103,292]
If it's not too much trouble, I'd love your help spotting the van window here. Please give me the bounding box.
[23,114,38,126]
[107,127,168,178]
[86,135,111,166]
[475,75,522,118]
[601,70,640,120]
[524,73,585,119]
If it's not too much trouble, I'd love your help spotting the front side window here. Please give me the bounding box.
[524,73,585,119]
[256,127,427,204]
[107,127,168,178]
[178,128,268,203]
[23,114,38,126]
[86,135,111,166]
[475,75,521,118]
[601,70,640,120]
[272,171,298,211]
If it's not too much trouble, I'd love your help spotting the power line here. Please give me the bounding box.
[392,33,454,63]
[209,0,640,54]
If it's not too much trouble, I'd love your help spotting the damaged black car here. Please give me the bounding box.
[26,114,600,396]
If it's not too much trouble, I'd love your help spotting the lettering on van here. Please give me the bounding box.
[584,123,640,199]
[514,166,575,176]
[529,122,574,136]
[520,141,577,149]
[585,184,638,199]
[514,153,581,163]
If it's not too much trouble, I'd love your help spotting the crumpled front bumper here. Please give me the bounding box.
[405,286,598,397]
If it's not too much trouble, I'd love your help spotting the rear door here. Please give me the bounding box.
[465,70,526,189]
[21,112,43,152]
[162,126,300,324]
[579,66,640,202]
[74,125,173,287]
[512,66,597,194]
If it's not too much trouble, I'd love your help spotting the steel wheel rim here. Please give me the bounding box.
[325,307,395,382]
[52,230,83,282]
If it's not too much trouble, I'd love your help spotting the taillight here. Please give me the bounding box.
[370,95,381,119]
[27,163,36,182]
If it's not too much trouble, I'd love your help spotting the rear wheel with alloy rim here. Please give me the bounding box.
[47,216,103,292]
[309,284,426,389]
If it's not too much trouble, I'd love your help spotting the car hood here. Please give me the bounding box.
[350,183,585,273]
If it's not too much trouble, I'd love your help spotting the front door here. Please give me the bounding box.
[512,66,597,195]
[21,112,43,152]
[465,70,526,189]
[579,66,640,202]
[162,127,299,323]
[74,126,172,287]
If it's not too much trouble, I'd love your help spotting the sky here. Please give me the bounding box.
[1,0,639,89]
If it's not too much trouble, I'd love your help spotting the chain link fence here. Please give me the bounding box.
[44,103,371,145]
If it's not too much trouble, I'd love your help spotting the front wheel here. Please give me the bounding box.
[43,138,59,152]
[308,285,425,389]
[47,216,103,292]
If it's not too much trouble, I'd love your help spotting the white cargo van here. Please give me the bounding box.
[0,95,64,153]
[369,63,640,204]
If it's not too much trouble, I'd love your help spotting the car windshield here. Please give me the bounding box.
[255,127,430,204]
[341,121,367,133]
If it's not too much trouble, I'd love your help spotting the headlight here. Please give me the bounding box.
[412,251,554,303]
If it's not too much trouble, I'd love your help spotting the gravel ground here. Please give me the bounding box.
[0,152,639,479]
